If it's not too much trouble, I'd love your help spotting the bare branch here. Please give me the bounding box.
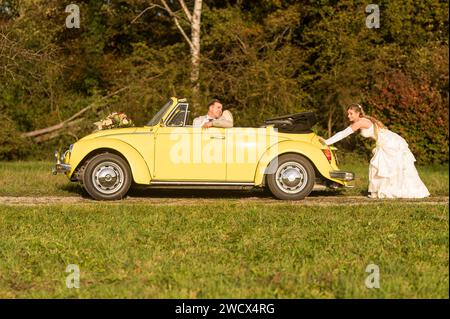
[0,31,64,82]
[234,34,247,54]
[21,87,129,138]
[130,1,193,49]
[178,0,192,23]
[130,4,162,24]
[160,0,193,50]
[131,4,190,24]
[33,119,84,142]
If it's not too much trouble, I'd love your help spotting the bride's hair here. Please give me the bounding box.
[347,103,385,139]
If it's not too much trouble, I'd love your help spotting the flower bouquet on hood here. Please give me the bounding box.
[93,112,134,131]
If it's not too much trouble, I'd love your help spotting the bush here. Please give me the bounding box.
[0,115,31,160]
[364,65,449,164]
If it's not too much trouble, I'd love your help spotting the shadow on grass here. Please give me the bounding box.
[58,181,344,200]
[59,183,90,198]
[359,189,370,197]
[126,186,343,199]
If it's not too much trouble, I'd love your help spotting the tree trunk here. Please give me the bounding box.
[158,0,203,110]
[327,109,334,137]
[33,119,83,142]
[21,87,128,139]
[190,0,202,111]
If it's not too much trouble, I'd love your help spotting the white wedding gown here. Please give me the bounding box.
[360,125,430,198]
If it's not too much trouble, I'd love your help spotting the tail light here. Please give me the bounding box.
[322,149,332,162]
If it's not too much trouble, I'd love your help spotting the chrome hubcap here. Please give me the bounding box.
[275,161,308,194]
[92,162,124,194]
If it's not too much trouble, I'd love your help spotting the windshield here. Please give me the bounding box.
[146,99,174,126]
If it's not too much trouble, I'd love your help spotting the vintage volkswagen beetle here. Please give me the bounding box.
[53,97,354,200]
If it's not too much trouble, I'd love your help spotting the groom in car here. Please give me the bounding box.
[192,98,233,128]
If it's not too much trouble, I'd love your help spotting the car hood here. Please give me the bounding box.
[78,127,142,141]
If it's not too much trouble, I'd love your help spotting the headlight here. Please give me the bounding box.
[61,144,74,162]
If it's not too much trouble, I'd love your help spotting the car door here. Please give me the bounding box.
[226,127,277,182]
[153,104,226,181]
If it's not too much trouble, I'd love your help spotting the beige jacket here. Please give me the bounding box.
[193,110,233,128]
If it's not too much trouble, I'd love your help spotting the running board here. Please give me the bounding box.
[148,181,328,191]
[149,181,255,190]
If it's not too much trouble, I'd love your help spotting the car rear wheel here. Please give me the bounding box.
[266,154,315,200]
[82,153,132,200]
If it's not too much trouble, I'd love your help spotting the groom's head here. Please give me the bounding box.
[207,99,223,119]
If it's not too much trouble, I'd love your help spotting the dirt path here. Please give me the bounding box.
[0,195,448,206]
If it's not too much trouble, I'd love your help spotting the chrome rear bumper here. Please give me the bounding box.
[330,171,355,181]
[52,150,71,175]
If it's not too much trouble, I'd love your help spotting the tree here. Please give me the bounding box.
[133,0,203,109]
[0,0,447,163]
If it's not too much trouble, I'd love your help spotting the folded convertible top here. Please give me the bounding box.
[264,111,317,133]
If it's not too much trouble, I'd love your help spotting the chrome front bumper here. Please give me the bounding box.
[330,171,355,181]
[52,150,71,175]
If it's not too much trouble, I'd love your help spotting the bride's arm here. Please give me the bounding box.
[324,126,354,145]
[324,119,370,145]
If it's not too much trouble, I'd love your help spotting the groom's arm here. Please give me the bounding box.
[212,110,233,128]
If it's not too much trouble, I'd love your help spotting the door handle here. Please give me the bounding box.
[210,136,225,139]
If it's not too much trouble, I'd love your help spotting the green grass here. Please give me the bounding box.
[0,160,448,197]
[0,160,448,298]
[0,161,81,197]
[0,202,448,298]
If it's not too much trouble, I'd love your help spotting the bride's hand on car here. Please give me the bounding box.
[318,137,327,145]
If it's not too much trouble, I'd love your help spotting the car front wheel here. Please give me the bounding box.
[266,154,315,200]
[82,153,132,200]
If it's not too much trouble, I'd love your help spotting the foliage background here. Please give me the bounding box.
[0,0,448,163]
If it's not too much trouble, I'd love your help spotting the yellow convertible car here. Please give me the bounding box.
[53,97,354,200]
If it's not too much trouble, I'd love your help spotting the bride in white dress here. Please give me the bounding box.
[324,104,430,199]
